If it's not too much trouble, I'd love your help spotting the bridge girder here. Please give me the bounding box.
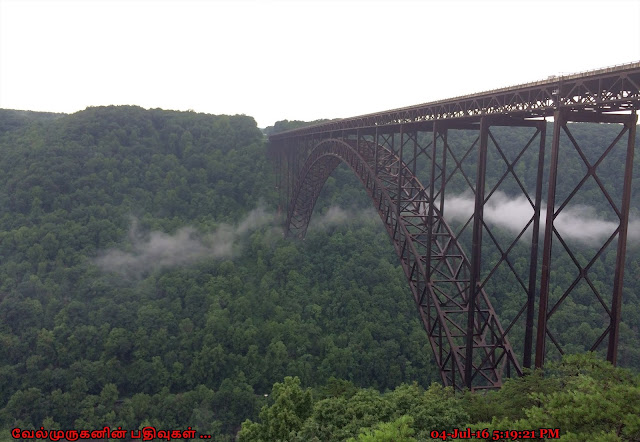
[268,63,640,390]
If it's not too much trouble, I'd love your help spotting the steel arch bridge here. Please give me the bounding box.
[268,62,640,390]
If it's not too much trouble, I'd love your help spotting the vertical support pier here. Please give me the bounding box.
[536,110,564,369]
[466,117,489,388]
[607,112,637,365]
[523,121,547,369]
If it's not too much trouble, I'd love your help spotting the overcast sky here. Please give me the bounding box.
[1,0,639,128]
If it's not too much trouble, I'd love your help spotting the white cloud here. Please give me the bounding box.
[94,206,277,278]
[443,191,640,246]
[309,205,378,231]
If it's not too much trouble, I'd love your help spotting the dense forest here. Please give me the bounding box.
[0,106,638,441]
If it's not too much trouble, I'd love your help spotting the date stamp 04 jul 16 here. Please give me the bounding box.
[430,428,560,440]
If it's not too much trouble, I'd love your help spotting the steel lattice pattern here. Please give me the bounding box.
[269,62,640,390]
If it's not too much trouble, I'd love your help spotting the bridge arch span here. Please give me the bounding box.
[285,137,521,389]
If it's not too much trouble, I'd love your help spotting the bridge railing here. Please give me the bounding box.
[269,61,640,141]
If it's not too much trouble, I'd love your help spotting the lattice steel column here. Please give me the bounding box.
[608,112,637,365]
[536,110,637,368]
[466,117,489,388]
[536,110,563,369]
[523,121,546,369]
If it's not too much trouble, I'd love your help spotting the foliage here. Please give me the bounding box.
[262,119,332,136]
[0,109,63,134]
[0,107,637,440]
[346,415,416,442]
[240,380,468,441]
[465,354,640,441]
[237,377,312,441]
[0,107,432,437]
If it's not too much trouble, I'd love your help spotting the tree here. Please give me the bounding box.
[470,354,640,441]
[238,376,312,441]
[347,415,416,442]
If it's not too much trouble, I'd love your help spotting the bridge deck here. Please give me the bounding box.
[270,61,640,140]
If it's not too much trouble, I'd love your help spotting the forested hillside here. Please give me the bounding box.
[0,107,435,440]
[0,106,638,441]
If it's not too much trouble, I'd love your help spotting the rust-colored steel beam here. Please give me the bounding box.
[269,62,640,389]
[523,122,546,369]
[607,112,637,365]
[270,62,640,140]
[280,133,523,390]
[466,117,489,388]
[535,110,637,368]
[536,110,564,369]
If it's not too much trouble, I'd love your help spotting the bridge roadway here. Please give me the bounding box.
[270,61,640,139]
[269,62,640,390]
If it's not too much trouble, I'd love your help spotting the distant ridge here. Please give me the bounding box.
[0,108,66,134]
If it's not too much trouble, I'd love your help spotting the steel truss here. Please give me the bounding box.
[536,110,638,368]
[268,63,640,390]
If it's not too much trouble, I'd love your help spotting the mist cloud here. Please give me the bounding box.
[309,206,378,231]
[95,206,277,278]
[442,191,640,246]
[94,194,637,280]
